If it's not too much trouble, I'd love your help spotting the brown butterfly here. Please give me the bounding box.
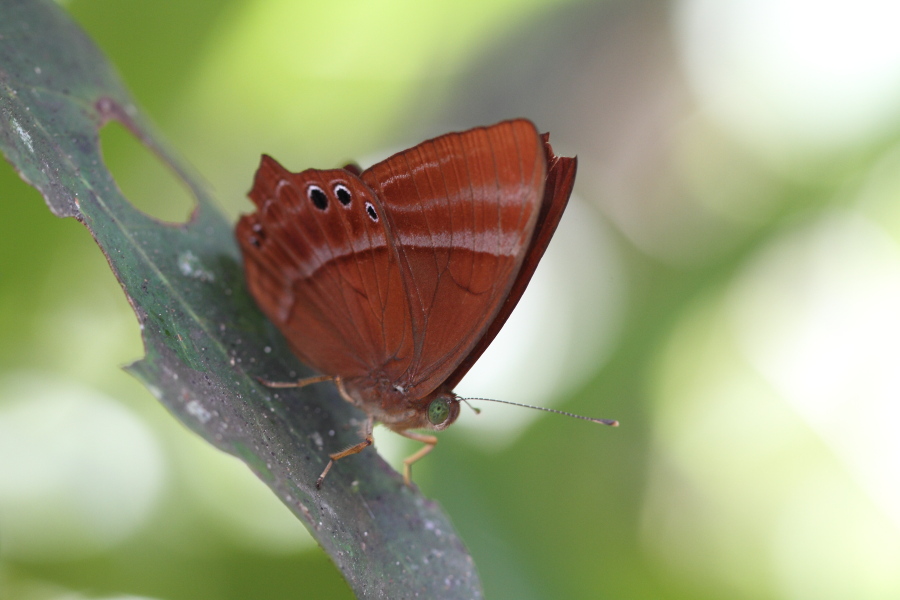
[235,119,615,488]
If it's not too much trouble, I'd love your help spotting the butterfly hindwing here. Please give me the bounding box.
[236,156,414,379]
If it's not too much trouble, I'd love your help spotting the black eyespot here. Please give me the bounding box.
[365,201,378,222]
[248,221,266,246]
[307,185,327,210]
[334,184,352,206]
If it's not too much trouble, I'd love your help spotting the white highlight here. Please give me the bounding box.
[12,118,34,153]
[675,0,900,158]
[0,373,165,561]
[186,399,213,424]
[730,212,900,532]
[177,250,215,282]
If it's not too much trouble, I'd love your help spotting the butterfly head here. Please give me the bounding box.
[383,389,461,433]
[424,392,460,431]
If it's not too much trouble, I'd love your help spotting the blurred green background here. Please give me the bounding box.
[3,0,900,598]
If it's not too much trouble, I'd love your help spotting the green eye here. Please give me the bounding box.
[427,398,450,425]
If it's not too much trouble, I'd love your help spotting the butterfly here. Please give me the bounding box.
[236,119,614,488]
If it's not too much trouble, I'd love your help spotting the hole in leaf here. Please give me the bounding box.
[99,120,195,223]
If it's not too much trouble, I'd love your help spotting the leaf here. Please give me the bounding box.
[0,1,483,598]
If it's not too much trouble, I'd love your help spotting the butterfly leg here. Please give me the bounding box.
[397,431,438,486]
[316,416,374,489]
[256,374,333,388]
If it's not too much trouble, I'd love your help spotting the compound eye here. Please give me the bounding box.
[427,397,451,425]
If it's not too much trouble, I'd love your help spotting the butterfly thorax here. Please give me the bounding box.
[340,376,461,433]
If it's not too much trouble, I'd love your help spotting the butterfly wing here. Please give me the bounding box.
[361,119,547,398]
[236,156,414,380]
[441,133,577,391]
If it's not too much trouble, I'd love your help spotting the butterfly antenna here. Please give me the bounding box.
[461,399,482,415]
[462,397,618,426]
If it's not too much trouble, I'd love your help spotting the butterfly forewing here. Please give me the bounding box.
[442,135,577,390]
[236,156,414,379]
[361,120,546,397]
